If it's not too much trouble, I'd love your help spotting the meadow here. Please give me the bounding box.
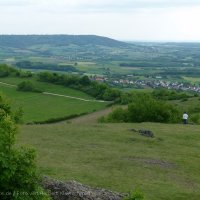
[0,77,108,123]
[1,37,200,199]
[182,76,200,84]
[18,120,200,200]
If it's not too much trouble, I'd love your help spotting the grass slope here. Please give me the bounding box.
[18,121,200,200]
[0,77,108,123]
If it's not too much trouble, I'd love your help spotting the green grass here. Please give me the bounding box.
[18,122,200,200]
[183,76,200,84]
[0,77,108,122]
[0,77,94,99]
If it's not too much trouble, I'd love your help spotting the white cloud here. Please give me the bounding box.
[0,0,200,41]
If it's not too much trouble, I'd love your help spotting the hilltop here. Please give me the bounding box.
[0,35,130,48]
[19,121,200,200]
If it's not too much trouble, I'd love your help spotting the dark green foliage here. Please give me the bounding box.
[190,114,200,124]
[104,93,181,123]
[16,61,78,72]
[27,112,88,124]
[0,64,18,77]
[13,107,24,124]
[103,88,121,102]
[17,81,41,93]
[152,89,191,100]
[189,103,200,114]
[79,75,91,86]
[37,71,121,101]
[128,94,180,123]
[106,107,128,122]
[123,189,144,200]
[16,70,33,78]
[0,94,49,200]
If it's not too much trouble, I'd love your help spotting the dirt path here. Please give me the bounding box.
[43,92,109,103]
[66,105,127,124]
[66,106,115,124]
[0,81,16,87]
[0,80,114,123]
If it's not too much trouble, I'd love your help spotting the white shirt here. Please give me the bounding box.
[183,113,188,120]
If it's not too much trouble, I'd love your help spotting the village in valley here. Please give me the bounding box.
[92,75,200,93]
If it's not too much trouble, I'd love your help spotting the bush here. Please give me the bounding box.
[190,114,200,124]
[123,189,144,200]
[188,103,200,114]
[17,81,42,93]
[106,107,129,122]
[0,94,50,200]
[103,94,181,123]
[0,64,18,77]
[152,89,191,101]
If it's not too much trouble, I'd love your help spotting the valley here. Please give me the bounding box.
[0,35,200,200]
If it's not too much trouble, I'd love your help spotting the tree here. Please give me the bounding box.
[79,75,91,86]
[17,81,41,93]
[0,94,49,200]
[103,93,181,123]
[127,94,180,123]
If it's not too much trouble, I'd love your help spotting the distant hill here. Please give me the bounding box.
[0,35,130,48]
[1,35,200,75]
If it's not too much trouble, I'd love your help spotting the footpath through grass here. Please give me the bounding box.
[18,122,200,200]
[0,77,108,123]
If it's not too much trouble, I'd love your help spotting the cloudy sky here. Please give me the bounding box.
[0,0,200,41]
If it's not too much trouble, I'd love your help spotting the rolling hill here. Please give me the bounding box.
[0,35,130,48]
[0,35,200,77]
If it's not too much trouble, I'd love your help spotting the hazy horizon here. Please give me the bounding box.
[1,0,200,41]
[1,34,200,43]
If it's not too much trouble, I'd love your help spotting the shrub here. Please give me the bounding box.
[127,94,180,123]
[188,103,200,114]
[152,89,190,101]
[0,64,18,77]
[103,94,181,123]
[17,81,42,93]
[190,114,200,124]
[0,94,50,200]
[106,107,129,122]
[123,189,144,200]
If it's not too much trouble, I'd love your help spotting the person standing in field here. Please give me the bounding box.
[183,112,189,124]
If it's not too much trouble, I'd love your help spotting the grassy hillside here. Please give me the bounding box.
[0,77,108,123]
[0,76,94,99]
[18,121,200,200]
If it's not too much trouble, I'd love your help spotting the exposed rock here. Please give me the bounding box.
[42,177,124,200]
[138,129,154,138]
[129,128,154,138]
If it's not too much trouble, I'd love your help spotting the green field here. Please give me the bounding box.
[183,76,200,84]
[18,121,200,200]
[0,77,94,99]
[0,77,108,123]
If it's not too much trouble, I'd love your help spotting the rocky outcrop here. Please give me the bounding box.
[129,128,154,138]
[138,129,154,138]
[42,177,124,200]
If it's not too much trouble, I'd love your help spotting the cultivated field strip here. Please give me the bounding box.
[0,81,110,103]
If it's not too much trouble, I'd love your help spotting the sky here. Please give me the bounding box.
[0,0,200,41]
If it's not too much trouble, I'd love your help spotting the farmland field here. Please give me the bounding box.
[183,76,200,84]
